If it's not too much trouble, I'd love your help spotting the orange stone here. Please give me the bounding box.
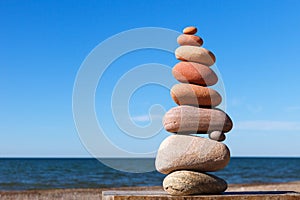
[175,46,216,66]
[171,83,222,107]
[172,62,218,86]
[177,34,203,46]
[183,26,197,34]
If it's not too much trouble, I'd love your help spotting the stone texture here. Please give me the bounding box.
[183,26,197,34]
[177,34,203,46]
[163,105,233,133]
[209,131,226,142]
[155,135,230,174]
[175,46,216,66]
[163,170,228,195]
[171,83,222,107]
[172,62,218,86]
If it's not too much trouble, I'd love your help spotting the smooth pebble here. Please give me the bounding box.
[171,83,222,107]
[209,131,226,142]
[183,26,197,34]
[172,61,218,86]
[177,34,203,46]
[163,170,228,195]
[175,46,216,66]
[155,135,230,174]
[163,105,233,133]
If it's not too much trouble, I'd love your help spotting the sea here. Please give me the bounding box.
[0,157,300,191]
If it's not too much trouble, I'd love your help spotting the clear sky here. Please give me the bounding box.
[1,0,300,157]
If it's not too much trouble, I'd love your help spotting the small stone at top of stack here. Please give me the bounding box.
[155,26,233,196]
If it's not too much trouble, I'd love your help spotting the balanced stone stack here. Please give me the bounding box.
[155,26,233,196]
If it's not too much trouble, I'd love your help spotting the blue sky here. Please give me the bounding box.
[1,0,300,157]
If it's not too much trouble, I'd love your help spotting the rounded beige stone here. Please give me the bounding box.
[177,34,203,46]
[175,46,216,66]
[171,83,222,107]
[163,105,233,133]
[209,131,226,142]
[163,170,228,195]
[155,135,230,174]
[172,61,218,86]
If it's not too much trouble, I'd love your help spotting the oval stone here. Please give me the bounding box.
[163,170,228,195]
[163,105,233,133]
[183,26,197,34]
[171,83,222,107]
[209,131,226,142]
[177,34,203,46]
[172,62,218,86]
[155,135,230,174]
[175,46,216,66]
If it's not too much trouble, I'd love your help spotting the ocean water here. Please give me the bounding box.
[0,157,300,190]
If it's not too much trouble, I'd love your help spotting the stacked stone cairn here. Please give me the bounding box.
[155,26,233,195]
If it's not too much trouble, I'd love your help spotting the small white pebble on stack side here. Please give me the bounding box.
[155,26,233,196]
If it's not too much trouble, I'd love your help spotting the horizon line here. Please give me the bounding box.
[1,156,300,159]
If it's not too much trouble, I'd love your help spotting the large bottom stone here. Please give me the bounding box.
[163,170,227,195]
